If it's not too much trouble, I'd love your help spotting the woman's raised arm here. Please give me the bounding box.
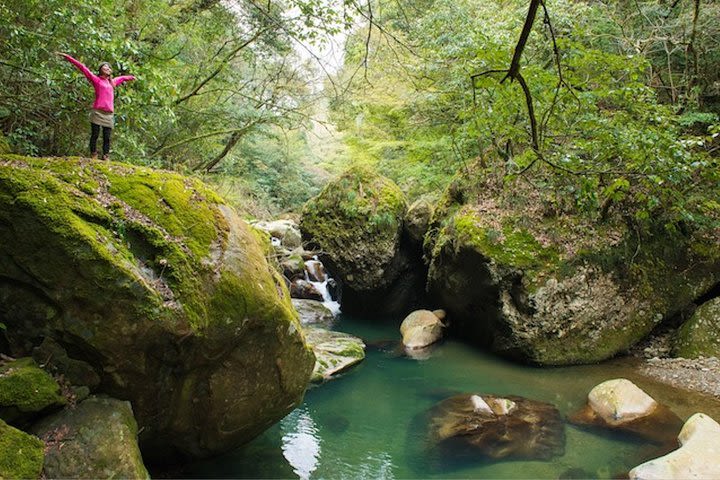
[56,52,96,82]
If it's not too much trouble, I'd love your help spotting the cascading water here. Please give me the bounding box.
[304,256,341,316]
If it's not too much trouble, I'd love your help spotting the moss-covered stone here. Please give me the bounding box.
[31,396,149,479]
[674,298,720,358]
[0,358,66,420]
[304,327,365,382]
[0,155,314,460]
[426,159,720,365]
[300,165,427,314]
[0,134,10,155]
[301,164,406,290]
[0,418,44,480]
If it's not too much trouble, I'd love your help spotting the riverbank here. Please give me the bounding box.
[631,328,720,399]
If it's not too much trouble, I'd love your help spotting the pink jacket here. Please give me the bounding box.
[62,54,135,112]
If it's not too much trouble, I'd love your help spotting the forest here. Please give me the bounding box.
[1,0,720,478]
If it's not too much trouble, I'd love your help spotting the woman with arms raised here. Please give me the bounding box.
[57,52,136,160]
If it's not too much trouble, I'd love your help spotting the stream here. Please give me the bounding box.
[181,314,720,479]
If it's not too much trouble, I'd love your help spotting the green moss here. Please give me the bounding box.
[0,418,44,480]
[301,164,405,245]
[443,209,559,276]
[674,298,720,358]
[0,358,66,413]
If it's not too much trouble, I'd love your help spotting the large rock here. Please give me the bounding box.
[400,310,445,349]
[0,155,314,460]
[425,169,720,365]
[0,357,66,423]
[0,418,44,479]
[300,165,426,315]
[425,394,565,461]
[629,413,720,479]
[674,297,720,358]
[32,396,149,479]
[404,198,433,245]
[569,379,682,445]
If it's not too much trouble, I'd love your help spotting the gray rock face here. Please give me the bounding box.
[425,394,565,461]
[32,396,149,479]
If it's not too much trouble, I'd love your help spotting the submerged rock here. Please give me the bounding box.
[674,297,720,358]
[304,327,365,382]
[0,156,314,460]
[300,165,427,315]
[426,394,565,461]
[629,413,720,479]
[400,310,445,350]
[569,379,682,444]
[292,299,335,327]
[0,418,44,479]
[0,357,66,423]
[32,396,149,479]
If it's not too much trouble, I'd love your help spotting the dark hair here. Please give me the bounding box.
[97,62,111,75]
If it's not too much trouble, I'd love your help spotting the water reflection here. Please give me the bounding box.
[281,407,321,479]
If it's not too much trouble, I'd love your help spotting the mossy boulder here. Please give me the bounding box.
[0,155,314,460]
[31,396,148,479]
[0,418,44,479]
[304,327,365,382]
[674,297,720,358]
[426,167,720,366]
[300,165,426,315]
[0,357,66,423]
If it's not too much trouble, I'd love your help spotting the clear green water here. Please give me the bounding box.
[181,314,720,479]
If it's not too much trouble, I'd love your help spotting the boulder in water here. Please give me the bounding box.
[424,161,720,366]
[426,394,565,461]
[629,413,720,479]
[280,253,306,280]
[569,379,683,444]
[31,396,149,479]
[305,259,326,282]
[400,310,445,349]
[0,156,314,460]
[304,327,365,382]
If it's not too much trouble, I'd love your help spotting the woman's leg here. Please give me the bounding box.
[89,123,100,157]
[102,127,112,158]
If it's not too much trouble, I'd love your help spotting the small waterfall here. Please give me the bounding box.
[305,256,341,316]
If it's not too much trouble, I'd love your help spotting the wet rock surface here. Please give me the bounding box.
[425,394,565,461]
[629,413,720,479]
[304,328,366,383]
[569,379,683,446]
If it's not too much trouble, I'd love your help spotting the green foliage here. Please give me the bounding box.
[329,0,720,238]
[0,0,333,213]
